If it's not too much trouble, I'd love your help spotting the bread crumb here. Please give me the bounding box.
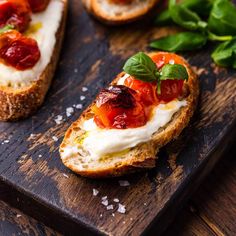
[52,136,58,142]
[66,107,74,117]
[80,96,86,101]
[119,180,130,187]
[82,87,88,92]
[117,203,126,214]
[93,189,99,196]
[113,198,119,203]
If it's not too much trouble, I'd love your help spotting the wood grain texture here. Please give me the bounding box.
[0,1,235,235]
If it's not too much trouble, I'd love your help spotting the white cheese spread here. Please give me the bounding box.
[0,0,63,88]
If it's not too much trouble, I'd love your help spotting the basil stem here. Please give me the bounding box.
[211,38,236,68]
[208,0,236,36]
[208,32,233,42]
[0,25,14,34]
[150,32,207,52]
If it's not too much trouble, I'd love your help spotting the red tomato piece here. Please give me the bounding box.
[0,0,31,32]
[92,85,147,129]
[0,30,40,70]
[124,76,158,106]
[28,0,50,12]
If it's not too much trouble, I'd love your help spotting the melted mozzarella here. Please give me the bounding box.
[81,99,187,160]
[0,0,63,88]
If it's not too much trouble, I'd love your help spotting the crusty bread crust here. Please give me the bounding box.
[0,0,68,121]
[82,0,160,25]
[60,52,199,178]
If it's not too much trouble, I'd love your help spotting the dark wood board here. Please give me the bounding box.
[0,1,236,235]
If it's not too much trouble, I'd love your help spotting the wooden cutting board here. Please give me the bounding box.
[0,1,235,235]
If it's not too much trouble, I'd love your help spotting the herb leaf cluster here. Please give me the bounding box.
[152,0,236,68]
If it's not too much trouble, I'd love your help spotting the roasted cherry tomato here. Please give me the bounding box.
[110,0,133,4]
[0,30,40,70]
[92,85,147,129]
[28,0,50,12]
[0,0,31,32]
[150,52,186,102]
[124,76,158,106]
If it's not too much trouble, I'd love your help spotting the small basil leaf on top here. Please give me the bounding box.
[0,25,14,34]
[150,32,207,52]
[208,0,236,36]
[123,52,159,82]
[160,64,189,81]
[211,38,236,68]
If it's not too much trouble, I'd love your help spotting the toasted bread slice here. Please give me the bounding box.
[60,52,199,178]
[82,0,160,25]
[0,0,67,121]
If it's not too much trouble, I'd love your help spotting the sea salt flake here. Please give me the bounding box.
[117,204,126,214]
[113,198,119,203]
[63,173,69,178]
[119,180,130,187]
[106,205,113,210]
[93,189,99,196]
[82,87,88,92]
[80,96,86,101]
[66,107,74,117]
[54,115,63,124]
[101,200,108,206]
[52,136,58,142]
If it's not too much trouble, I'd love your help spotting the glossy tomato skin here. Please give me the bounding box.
[0,30,40,70]
[92,85,147,129]
[151,52,186,102]
[28,0,50,12]
[124,76,158,106]
[0,0,31,32]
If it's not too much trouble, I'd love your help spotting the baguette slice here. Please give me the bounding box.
[0,0,67,121]
[82,0,160,25]
[60,52,199,178]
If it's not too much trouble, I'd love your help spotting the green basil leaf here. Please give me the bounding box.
[182,0,214,16]
[123,52,159,82]
[208,31,233,41]
[0,25,14,34]
[211,38,236,68]
[169,4,207,31]
[150,32,207,52]
[160,64,189,81]
[208,0,236,36]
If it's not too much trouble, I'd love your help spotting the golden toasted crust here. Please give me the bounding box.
[0,0,68,121]
[82,0,160,25]
[60,52,199,178]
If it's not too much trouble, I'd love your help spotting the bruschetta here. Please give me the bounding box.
[60,51,199,178]
[0,0,67,121]
[82,0,160,25]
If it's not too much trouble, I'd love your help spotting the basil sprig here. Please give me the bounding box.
[123,52,188,94]
[151,0,236,68]
[0,25,14,34]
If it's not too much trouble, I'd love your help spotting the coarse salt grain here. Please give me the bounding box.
[74,68,78,73]
[117,204,126,214]
[38,154,42,158]
[80,96,86,101]
[101,200,108,206]
[75,104,83,109]
[169,59,175,65]
[113,198,119,203]
[63,173,69,178]
[118,180,130,187]
[102,196,107,200]
[54,115,63,124]
[66,107,74,117]
[52,136,58,142]
[112,213,115,217]
[82,87,88,92]
[16,214,22,218]
[106,205,113,210]
[93,189,99,196]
